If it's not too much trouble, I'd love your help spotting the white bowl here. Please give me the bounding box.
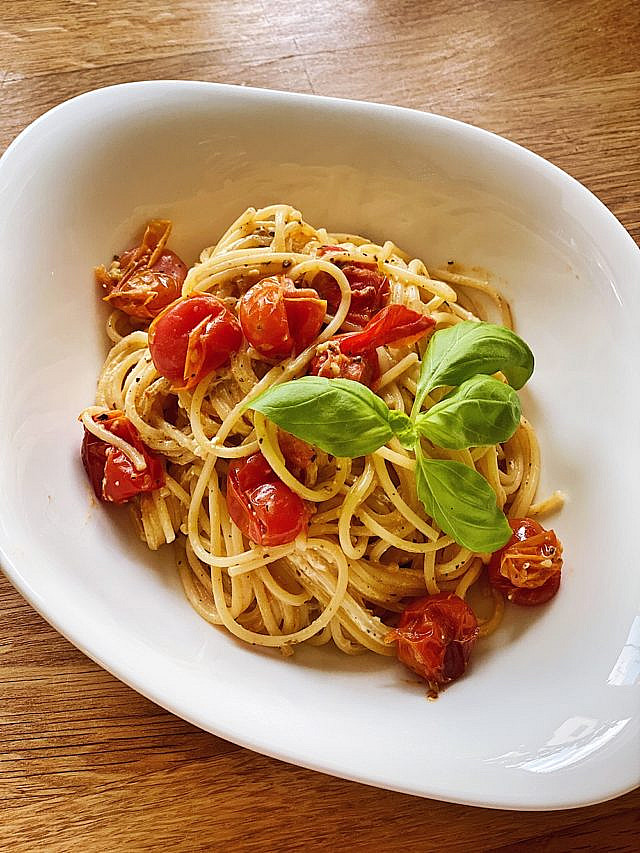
[0,81,638,809]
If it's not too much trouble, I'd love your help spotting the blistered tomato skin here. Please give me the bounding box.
[312,257,390,327]
[239,276,326,359]
[97,219,188,320]
[148,294,243,390]
[81,411,164,504]
[387,593,479,691]
[339,304,435,353]
[226,452,310,547]
[488,518,563,606]
[277,430,316,480]
[310,339,381,386]
[309,304,434,388]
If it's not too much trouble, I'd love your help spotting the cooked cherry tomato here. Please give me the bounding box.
[488,518,563,605]
[312,254,390,327]
[239,276,326,359]
[278,429,316,480]
[96,219,188,320]
[81,410,164,504]
[310,339,381,386]
[309,304,434,387]
[226,452,309,546]
[387,593,479,691]
[148,294,243,390]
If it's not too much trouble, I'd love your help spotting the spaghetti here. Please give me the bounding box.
[81,204,563,686]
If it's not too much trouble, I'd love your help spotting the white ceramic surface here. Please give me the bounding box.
[0,81,638,810]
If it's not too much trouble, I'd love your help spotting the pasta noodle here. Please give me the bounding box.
[83,204,562,664]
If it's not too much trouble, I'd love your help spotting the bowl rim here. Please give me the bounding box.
[2,79,639,265]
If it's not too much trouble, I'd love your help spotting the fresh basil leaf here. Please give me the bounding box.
[415,321,534,412]
[387,410,418,450]
[415,450,511,552]
[414,375,521,450]
[247,376,393,458]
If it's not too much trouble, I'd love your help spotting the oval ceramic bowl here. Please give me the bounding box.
[0,81,638,810]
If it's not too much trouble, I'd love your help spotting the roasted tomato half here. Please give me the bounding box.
[488,518,563,605]
[309,304,434,387]
[312,251,390,327]
[96,219,188,320]
[81,410,164,504]
[386,593,479,692]
[226,452,310,546]
[149,293,243,390]
[239,276,326,359]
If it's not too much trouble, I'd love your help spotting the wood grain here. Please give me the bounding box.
[1,1,638,850]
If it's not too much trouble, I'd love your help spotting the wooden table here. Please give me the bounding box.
[1,1,638,849]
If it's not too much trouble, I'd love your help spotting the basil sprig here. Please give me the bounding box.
[414,375,521,450]
[414,321,533,413]
[247,322,533,551]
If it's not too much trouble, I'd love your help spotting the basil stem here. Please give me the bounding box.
[414,321,534,414]
[414,375,521,450]
[415,447,512,552]
[387,410,417,449]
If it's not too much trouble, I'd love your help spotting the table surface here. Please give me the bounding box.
[1,1,639,850]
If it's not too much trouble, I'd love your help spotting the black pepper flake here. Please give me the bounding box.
[282,260,291,268]
[97,413,109,421]
[447,260,454,265]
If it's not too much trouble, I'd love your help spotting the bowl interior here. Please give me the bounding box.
[0,82,638,808]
